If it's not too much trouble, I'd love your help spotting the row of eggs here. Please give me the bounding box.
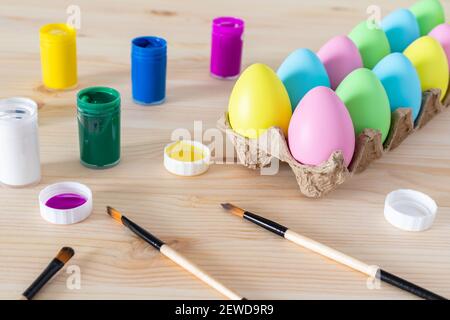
[228,0,449,168]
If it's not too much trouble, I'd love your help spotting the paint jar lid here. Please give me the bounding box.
[39,182,93,225]
[213,17,244,36]
[77,86,121,115]
[164,140,211,176]
[40,23,76,44]
[0,97,38,127]
[384,189,437,232]
[132,36,167,60]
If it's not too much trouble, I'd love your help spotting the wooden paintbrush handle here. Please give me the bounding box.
[284,230,379,277]
[160,245,243,300]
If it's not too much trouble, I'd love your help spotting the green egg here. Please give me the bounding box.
[336,68,391,143]
[348,21,391,69]
[410,0,445,35]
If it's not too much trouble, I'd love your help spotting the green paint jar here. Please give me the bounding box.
[77,87,121,169]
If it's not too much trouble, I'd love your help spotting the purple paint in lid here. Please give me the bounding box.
[39,182,93,224]
[45,193,87,210]
[210,17,244,79]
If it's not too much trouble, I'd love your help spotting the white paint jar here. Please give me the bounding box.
[0,97,41,187]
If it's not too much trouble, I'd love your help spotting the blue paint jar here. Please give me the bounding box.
[131,36,167,105]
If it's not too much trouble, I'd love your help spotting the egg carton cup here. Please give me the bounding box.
[217,88,450,198]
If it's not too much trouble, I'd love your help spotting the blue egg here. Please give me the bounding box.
[373,53,422,121]
[382,9,420,53]
[277,48,330,111]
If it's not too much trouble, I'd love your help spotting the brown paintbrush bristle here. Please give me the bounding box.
[55,247,75,264]
[221,203,245,218]
[107,206,123,224]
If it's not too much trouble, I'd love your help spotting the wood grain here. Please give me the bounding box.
[0,0,449,300]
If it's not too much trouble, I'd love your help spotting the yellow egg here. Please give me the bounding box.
[404,36,449,100]
[228,63,292,139]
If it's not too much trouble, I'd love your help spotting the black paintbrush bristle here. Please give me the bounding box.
[221,203,245,218]
[55,247,75,264]
[107,206,123,224]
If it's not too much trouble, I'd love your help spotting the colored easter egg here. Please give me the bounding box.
[277,48,330,111]
[348,21,391,69]
[288,87,355,167]
[373,53,422,121]
[404,36,449,101]
[429,24,450,72]
[317,36,363,90]
[336,69,391,143]
[381,9,420,52]
[228,63,292,139]
[410,0,445,35]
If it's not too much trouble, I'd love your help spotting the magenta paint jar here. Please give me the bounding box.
[210,17,244,79]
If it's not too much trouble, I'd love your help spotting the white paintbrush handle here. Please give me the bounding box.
[284,230,379,278]
[160,245,243,300]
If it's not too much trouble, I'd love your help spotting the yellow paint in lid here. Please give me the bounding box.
[164,140,210,176]
[166,141,205,162]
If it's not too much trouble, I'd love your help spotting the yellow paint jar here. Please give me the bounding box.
[40,23,77,90]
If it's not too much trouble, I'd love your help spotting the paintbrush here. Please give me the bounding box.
[106,206,245,300]
[21,247,75,300]
[221,203,446,300]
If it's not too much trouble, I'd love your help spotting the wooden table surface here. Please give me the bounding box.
[1,0,449,300]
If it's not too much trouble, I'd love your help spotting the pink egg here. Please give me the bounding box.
[317,36,363,90]
[429,24,450,72]
[288,86,355,167]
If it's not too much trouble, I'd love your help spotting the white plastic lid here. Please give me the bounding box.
[384,189,437,232]
[164,140,211,176]
[39,182,93,224]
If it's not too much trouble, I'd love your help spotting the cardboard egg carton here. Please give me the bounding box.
[217,88,450,198]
